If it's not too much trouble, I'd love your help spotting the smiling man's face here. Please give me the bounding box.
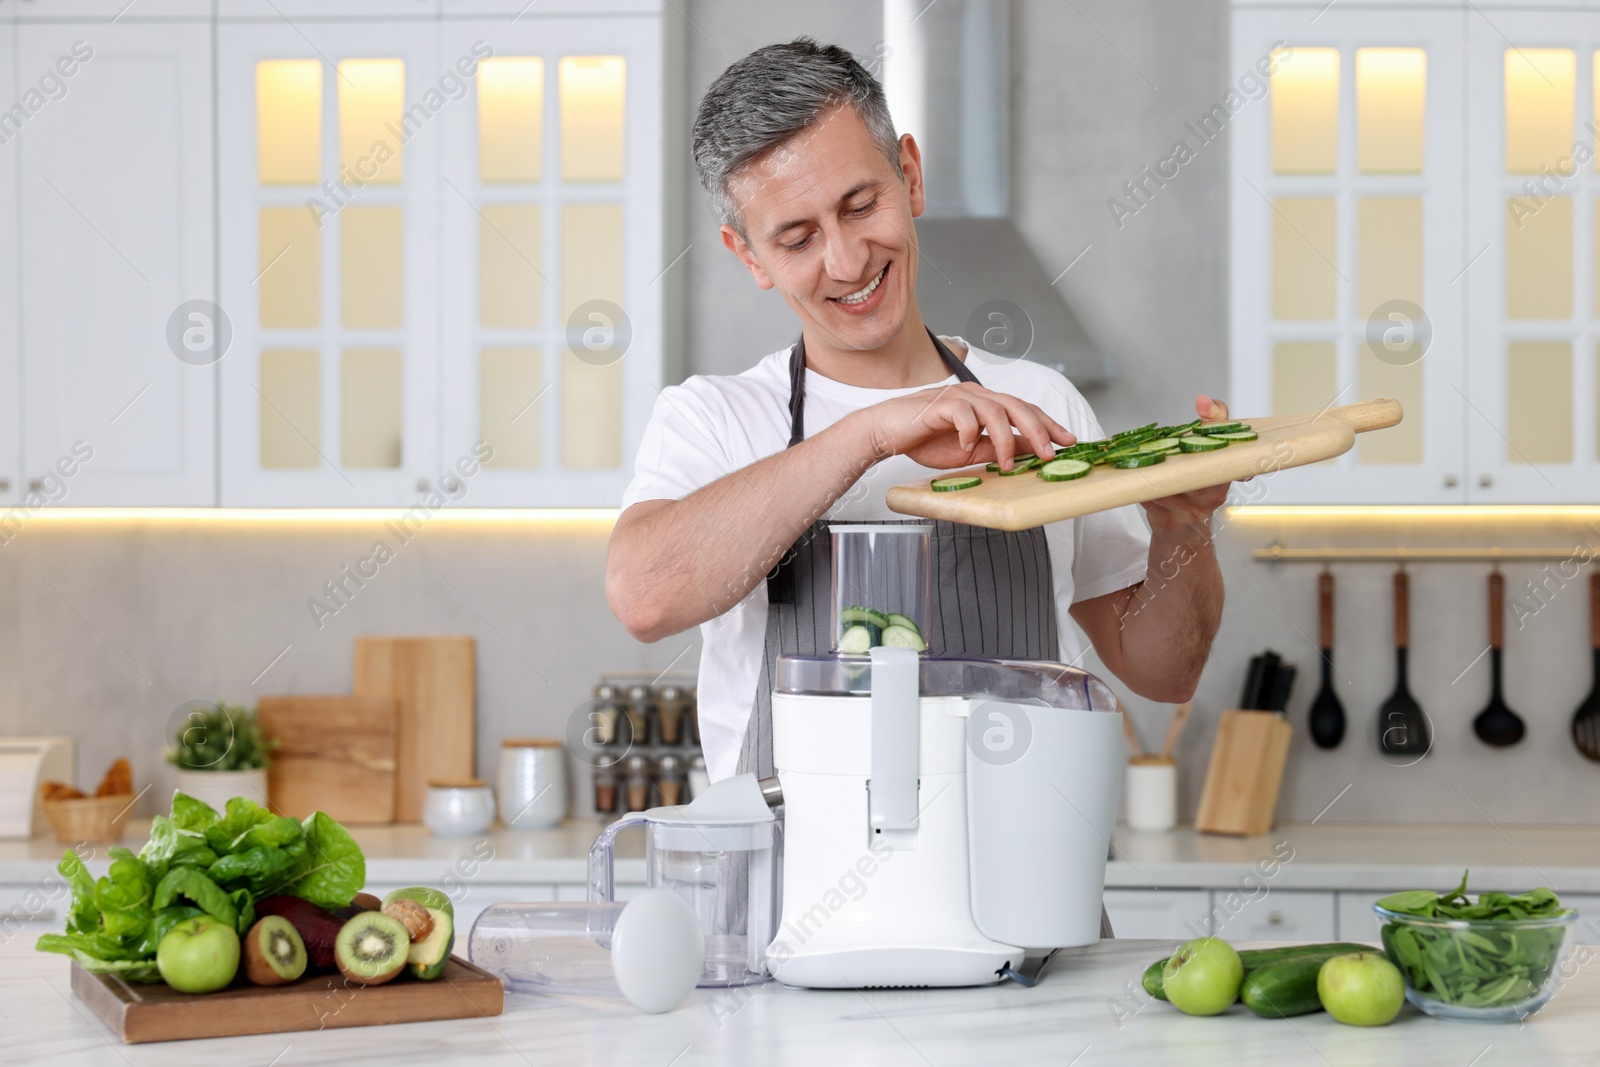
[720,103,926,355]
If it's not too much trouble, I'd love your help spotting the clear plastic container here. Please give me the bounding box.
[829,524,932,655]
[469,901,628,997]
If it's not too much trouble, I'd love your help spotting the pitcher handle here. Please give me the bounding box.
[588,812,649,902]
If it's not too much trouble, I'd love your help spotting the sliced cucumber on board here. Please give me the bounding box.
[1037,458,1091,481]
[931,475,982,492]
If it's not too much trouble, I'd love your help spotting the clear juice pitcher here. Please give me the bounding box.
[589,773,782,987]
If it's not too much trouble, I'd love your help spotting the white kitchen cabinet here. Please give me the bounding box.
[217,18,443,506]
[1102,889,1211,942]
[1230,5,1469,504]
[1463,9,1600,502]
[0,17,18,507]
[0,882,67,933]
[1335,890,1388,941]
[435,13,664,506]
[17,20,217,506]
[1212,888,1337,942]
[1561,895,1600,946]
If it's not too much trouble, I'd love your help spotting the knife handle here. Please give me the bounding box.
[1394,570,1409,650]
[1318,572,1334,651]
[1591,573,1600,650]
[1489,572,1504,650]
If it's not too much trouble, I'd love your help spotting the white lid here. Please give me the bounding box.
[611,890,705,1013]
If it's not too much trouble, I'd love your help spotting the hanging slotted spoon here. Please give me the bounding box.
[1473,571,1526,747]
[1572,574,1600,762]
[1309,570,1346,749]
[1377,569,1431,758]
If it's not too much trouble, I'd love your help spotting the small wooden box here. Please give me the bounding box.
[1195,710,1292,837]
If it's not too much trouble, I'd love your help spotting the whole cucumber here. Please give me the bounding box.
[1241,953,1337,1018]
[1142,942,1372,1002]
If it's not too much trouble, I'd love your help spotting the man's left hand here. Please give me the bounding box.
[1140,394,1235,533]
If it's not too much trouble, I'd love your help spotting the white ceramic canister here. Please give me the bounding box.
[174,768,269,815]
[499,739,568,829]
[1123,758,1177,832]
[424,778,497,837]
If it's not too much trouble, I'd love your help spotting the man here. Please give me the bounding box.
[608,39,1229,786]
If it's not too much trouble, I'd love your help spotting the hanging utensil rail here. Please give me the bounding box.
[1253,545,1588,563]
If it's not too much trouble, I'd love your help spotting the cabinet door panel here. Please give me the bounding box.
[436,15,662,506]
[1101,889,1210,943]
[1465,12,1600,502]
[0,20,18,508]
[1212,889,1336,943]
[1230,9,1467,503]
[18,22,216,506]
[218,20,441,506]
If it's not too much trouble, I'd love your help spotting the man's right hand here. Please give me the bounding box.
[852,380,1077,471]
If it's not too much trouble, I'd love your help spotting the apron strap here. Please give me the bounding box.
[785,328,978,448]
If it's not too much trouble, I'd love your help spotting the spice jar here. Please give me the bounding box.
[655,753,684,806]
[656,685,687,746]
[623,684,654,747]
[591,683,623,747]
[622,754,652,812]
[593,753,619,815]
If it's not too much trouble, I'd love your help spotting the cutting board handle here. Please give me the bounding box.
[1318,572,1334,650]
[1394,570,1409,650]
[1590,573,1600,650]
[1325,398,1403,433]
[1489,572,1504,650]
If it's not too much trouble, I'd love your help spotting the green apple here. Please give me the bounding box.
[1162,937,1243,1016]
[1318,952,1405,1026]
[157,916,241,994]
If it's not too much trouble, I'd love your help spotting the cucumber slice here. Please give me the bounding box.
[838,624,875,654]
[1178,436,1229,452]
[997,457,1040,475]
[885,613,922,637]
[985,453,1037,471]
[1137,438,1183,453]
[931,475,982,492]
[1199,421,1245,435]
[1038,458,1092,481]
[1209,429,1258,441]
[1112,452,1168,469]
[882,625,928,652]
[840,606,891,629]
[1113,422,1159,439]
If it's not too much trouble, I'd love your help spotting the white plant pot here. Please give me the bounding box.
[174,768,270,815]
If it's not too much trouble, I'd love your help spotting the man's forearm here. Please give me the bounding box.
[607,412,879,642]
[1111,520,1224,701]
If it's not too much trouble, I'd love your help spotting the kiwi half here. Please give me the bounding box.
[245,915,308,986]
[335,912,411,986]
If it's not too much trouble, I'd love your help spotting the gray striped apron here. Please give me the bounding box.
[736,331,1114,940]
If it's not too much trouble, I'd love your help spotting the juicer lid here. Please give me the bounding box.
[775,655,1118,712]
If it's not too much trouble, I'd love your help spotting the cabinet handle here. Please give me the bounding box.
[1443,474,1459,489]
[0,479,8,493]
[1478,474,1493,489]
[1267,911,1284,926]
[28,479,42,493]
[416,478,431,493]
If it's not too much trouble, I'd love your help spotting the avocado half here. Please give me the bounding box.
[382,887,454,980]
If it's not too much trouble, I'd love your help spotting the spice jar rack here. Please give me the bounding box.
[588,670,706,816]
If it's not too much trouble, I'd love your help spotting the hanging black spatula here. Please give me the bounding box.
[1473,571,1526,747]
[1309,571,1346,748]
[1572,573,1600,762]
[1377,570,1431,758]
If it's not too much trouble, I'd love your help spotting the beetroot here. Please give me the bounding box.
[254,895,345,971]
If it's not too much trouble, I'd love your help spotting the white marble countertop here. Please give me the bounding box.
[8,935,1600,1066]
[8,820,1600,895]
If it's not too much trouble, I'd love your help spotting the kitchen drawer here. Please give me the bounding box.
[1336,892,1389,942]
[0,883,70,936]
[1102,889,1210,942]
[1213,890,1336,943]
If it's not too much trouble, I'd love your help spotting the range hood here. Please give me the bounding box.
[882,0,1112,385]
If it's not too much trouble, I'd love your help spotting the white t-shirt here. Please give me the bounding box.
[622,337,1152,781]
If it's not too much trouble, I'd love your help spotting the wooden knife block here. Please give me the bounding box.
[1195,710,1292,837]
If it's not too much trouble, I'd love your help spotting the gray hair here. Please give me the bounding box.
[692,38,903,238]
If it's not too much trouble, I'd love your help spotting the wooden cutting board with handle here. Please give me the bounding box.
[258,695,398,824]
[353,636,476,821]
[884,399,1402,531]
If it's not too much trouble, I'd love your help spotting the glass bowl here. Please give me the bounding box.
[1374,904,1578,1021]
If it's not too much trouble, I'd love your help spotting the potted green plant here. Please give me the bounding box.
[165,701,276,814]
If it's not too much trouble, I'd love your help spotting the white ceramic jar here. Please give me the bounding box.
[424,779,496,837]
[499,739,567,829]
[1124,758,1177,831]
[175,768,269,815]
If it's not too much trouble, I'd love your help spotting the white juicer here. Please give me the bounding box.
[765,647,1123,989]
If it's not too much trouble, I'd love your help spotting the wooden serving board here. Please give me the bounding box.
[885,399,1402,531]
[71,956,503,1044]
[258,695,399,824]
[353,637,476,822]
